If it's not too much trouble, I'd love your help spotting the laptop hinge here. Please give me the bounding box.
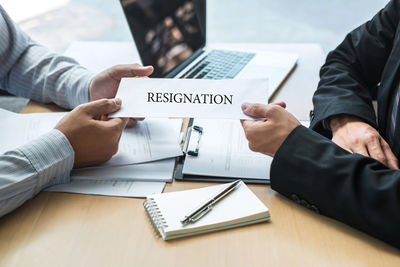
[164,48,205,78]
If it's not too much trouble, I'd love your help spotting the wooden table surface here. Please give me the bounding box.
[1,44,399,267]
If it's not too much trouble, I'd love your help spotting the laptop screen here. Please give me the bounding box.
[120,0,206,77]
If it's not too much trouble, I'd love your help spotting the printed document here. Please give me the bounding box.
[71,158,176,182]
[182,119,272,180]
[46,180,165,198]
[111,78,268,119]
[0,109,63,155]
[0,109,182,166]
[95,119,183,168]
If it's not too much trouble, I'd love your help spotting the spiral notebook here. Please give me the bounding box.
[143,181,270,240]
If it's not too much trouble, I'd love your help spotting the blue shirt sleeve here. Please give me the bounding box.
[0,130,74,217]
[0,5,95,109]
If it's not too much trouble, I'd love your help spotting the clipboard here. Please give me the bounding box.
[174,118,271,184]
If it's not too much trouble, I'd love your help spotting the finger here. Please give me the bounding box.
[248,142,258,152]
[351,144,370,158]
[97,118,128,157]
[241,103,269,118]
[82,98,122,117]
[102,117,129,133]
[100,114,108,121]
[116,118,129,143]
[271,101,286,109]
[126,117,145,127]
[109,64,154,80]
[381,139,399,170]
[240,119,256,131]
[366,137,387,166]
[126,118,138,127]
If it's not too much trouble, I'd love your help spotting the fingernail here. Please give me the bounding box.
[241,102,249,111]
[114,98,122,106]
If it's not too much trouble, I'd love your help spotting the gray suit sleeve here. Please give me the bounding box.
[0,5,95,109]
[0,130,74,217]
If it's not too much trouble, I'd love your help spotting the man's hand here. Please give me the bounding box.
[330,114,399,169]
[89,64,153,126]
[55,99,128,168]
[241,102,300,157]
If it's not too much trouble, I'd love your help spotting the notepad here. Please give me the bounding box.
[143,181,270,240]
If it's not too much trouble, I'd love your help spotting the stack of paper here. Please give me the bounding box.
[58,41,182,197]
[182,119,272,182]
[0,108,183,197]
[46,180,166,198]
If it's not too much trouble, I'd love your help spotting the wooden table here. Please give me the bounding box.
[1,44,399,267]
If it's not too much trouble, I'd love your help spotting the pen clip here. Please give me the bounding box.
[188,205,213,224]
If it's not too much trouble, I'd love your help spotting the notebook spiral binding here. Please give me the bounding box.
[143,198,168,237]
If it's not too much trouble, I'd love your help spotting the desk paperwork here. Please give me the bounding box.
[0,108,181,196]
[111,78,268,119]
[46,180,165,198]
[92,119,182,168]
[70,158,176,182]
[0,108,62,155]
[0,108,182,166]
[143,181,270,240]
[177,119,272,184]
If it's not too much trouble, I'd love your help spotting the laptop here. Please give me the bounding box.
[119,0,298,98]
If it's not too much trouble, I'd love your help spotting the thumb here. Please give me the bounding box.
[241,103,269,118]
[109,64,154,80]
[82,98,122,117]
[271,101,286,109]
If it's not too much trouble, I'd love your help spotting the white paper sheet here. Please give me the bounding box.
[182,119,272,180]
[92,119,183,168]
[0,109,182,167]
[111,78,269,119]
[45,180,165,198]
[0,109,66,155]
[182,120,310,180]
[71,158,176,182]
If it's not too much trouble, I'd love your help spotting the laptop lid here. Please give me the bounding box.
[120,0,206,78]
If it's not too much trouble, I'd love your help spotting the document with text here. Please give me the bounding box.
[110,78,269,119]
[0,108,64,155]
[46,180,165,198]
[71,158,176,182]
[94,119,183,168]
[0,109,182,166]
[182,119,272,181]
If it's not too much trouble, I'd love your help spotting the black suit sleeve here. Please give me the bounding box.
[271,125,400,248]
[311,0,399,137]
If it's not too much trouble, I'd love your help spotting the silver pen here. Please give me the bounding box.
[180,180,242,225]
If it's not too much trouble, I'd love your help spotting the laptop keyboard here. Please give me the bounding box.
[180,50,255,80]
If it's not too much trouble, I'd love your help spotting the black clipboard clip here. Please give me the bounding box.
[183,125,203,157]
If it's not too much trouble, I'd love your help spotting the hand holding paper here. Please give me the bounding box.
[110,78,269,119]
